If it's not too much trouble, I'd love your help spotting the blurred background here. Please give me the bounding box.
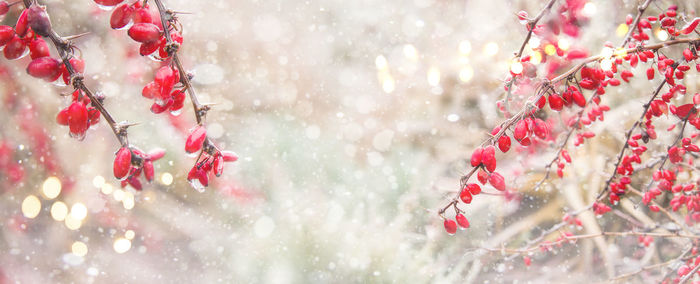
[1,0,699,283]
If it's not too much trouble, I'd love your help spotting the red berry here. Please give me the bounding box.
[185,126,207,154]
[140,39,161,56]
[646,68,654,80]
[213,154,224,177]
[683,48,694,62]
[572,91,586,107]
[680,18,700,34]
[489,172,506,191]
[87,107,100,125]
[56,108,70,125]
[470,147,483,167]
[460,189,472,204]
[28,38,50,59]
[110,3,132,29]
[3,35,26,60]
[94,0,125,7]
[196,167,209,187]
[143,160,155,182]
[482,145,497,172]
[26,57,61,80]
[15,9,29,38]
[455,213,470,229]
[26,5,52,37]
[0,2,8,16]
[67,102,88,138]
[142,81,159,99]
[0,25,15,46]
[127,23,161,43]
[524,256,531,266]
[154,65,179,98]
[466,183,481,195]
[221,151,239,162]
[513,120,528,141]
[477,169,489,185]
[548,94,564,111]
[444,219,457,235]
[113,147,132,180]
[147,148,166,161]
[498,135,511,153]
[131,7,153,24]
[170,89,186,111]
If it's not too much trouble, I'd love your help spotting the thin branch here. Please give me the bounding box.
[596,67,674,199]
[504,0,558,113]
[152,0,208,126]
[620,0,655,48]
[24,0,128,146]
[475,231,700,254]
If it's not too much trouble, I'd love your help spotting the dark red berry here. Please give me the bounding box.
[127,23,161,43]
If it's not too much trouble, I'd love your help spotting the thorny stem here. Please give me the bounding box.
[22,0,128,146]
[448,37,698,212]
[637,112,692,197]
[596,65,675,200]
[679,261,700,284]
[152,0,208,126]
[504,0,558,113]
[608,246,693,282]
[620,0,654,48]
[474,231,700,254]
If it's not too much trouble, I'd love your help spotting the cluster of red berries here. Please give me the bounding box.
[91,0,238,191]
[184,126,238,191]
[443,213,469,235]
[112,146,165,190]
[0,4,85,85]
[98,0,183,58]
[55,90,101,140]
[141,65,185,114]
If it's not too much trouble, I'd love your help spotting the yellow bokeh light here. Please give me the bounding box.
[614,48,628,58]
[459,66,474,83]
[92,176,105,188]
[70,203,88,221]
[113,238,131,254]
[616,24,629,37]
[125,230,135,240]
[21,195,41,219]
[50,201,68,221]
[375,55,387,70]
[64,215,81,230]
[558,39,570,51]
[510,61,523,74]
[42,177,62,199]
[123,192,135,210]
[382,77,395,93]
[459,40,472,55]
[403,44,418,60]
[427,67,441,86]
[72,241,88,257]
[544,44,557,56]
[101,183,113,195]
[160,172,173,185]
[483,42,499,56]
[600,58,613,71]
[582,2,597,17]
[655,29,669,41]
[113,189,125,202]
[601,47,614,58]
[531,51,543,65]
